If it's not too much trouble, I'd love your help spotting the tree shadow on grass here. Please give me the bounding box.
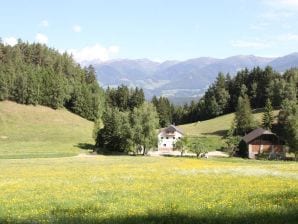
[3,208,297,224]
[75,143,95,151]
[201,129,228,136]
[74,144,129,156]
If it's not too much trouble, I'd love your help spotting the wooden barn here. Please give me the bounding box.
[239,128,284,159]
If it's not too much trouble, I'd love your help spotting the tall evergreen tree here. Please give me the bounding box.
[234,94,255,135]
[152,96,172,127]
[214,73,230,114]
[278,100,298,155]
[262,99,274,130]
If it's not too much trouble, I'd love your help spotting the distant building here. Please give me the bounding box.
[239,128,284,159]
[158,125,184,152]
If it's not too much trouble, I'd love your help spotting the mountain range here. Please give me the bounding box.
[94,52,298,104]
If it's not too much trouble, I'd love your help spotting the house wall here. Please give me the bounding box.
[248,137,283,159]
[158,131,183,151]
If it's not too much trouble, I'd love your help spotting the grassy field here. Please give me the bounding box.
[0,156,297,223]
[0,101,94,159]
[178,110,279,149]
[0,101,279,158]
[0,102,297,223]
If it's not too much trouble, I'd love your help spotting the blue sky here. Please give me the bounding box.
[1,0,298,62]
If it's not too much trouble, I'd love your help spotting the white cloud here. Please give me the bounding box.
[108,45,119,54]
[264,0,298,9]
[3,37,18,46]
[230,40,271,49]
[258,0,298,26]
[231,32,298,50]
[35,33,48,44]
[67,43,120,63]
[278,33,298,41]
[260,10,294,21]
[72,25,82,33]
[40,20,49,27]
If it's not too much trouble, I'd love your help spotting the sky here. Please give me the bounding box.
[1,0,298,63]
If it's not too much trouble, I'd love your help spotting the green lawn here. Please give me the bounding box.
[0,156,297,224]
[178,110,279,149]
[0,101,94,159]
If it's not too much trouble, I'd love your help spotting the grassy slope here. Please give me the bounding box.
[0,156,297,223]
[178,110,279,149]
[0,101,94,159]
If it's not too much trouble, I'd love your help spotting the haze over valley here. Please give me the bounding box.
[94,52,298,103]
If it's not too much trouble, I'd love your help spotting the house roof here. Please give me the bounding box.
[242,128,276,143]
[159,125,184,135]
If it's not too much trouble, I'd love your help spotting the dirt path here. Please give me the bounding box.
[75,153,99,158]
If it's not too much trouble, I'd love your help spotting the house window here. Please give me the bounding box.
[163,144,166,147]
[173,137,175,139]
[166,137,169,139]
[178,137,181,139]
[161,137,164,139]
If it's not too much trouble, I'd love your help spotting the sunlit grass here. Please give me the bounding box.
[0,101,93,158]
[178,110,279,149]
[0,156,297,223]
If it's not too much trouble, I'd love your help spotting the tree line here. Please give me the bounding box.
[0,39,104,121]
[152,66,297,155]
[152,66,297,126]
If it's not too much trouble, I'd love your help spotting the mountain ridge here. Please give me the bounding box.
[94,53,298,104]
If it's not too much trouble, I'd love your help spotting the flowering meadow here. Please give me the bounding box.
[0,156,297,223]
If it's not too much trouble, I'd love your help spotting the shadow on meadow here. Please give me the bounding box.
[201,129,228,137]
[2,207,297,224]
[75,143,95,151]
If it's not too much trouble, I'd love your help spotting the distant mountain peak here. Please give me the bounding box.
[93,52,298,104]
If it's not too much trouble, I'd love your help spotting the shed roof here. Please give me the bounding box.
[242,128,276,143]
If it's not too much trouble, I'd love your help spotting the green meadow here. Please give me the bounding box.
[0,101,93,159]
[0,101,297,224]
[178,109,280,149]
[0,156,297,224]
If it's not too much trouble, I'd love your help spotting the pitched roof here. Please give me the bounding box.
[242,128,276,143]
[159,125,184,135]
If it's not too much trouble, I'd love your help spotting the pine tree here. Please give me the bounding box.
[262,99,274,130]
[234,94,255,135]
[0,71,9,100]
[278,100,298,156]
[152,96,172,127]
[214,73,230,114]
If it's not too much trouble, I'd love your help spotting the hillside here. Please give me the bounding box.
[178,110,279,149]
[0,101,94,159]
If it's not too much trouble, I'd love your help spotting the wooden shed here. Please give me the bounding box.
[239,128,284,159]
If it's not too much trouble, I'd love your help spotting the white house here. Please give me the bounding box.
[158,125,184,152]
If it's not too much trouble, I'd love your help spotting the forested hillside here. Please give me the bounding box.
[0,39,104,121]
[153,67,298,125]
